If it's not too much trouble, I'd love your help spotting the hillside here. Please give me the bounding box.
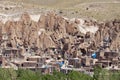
[0,0,120,77]
[2,0,120,21]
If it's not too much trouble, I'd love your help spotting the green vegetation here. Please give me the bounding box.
[0,67,120,80]
[0,68,92,80]
[0,68,17,80]
[93,66,120,80]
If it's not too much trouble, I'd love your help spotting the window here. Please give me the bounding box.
[21,64,23,67]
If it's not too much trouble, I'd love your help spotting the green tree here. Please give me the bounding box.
[42,74,56,80]
[16,69,40,80]
[0,68,17,80]
[67,70,93,80]
[93,66,102,80]
[98,69,109,80]
[53,70,67,80]
[109,71,120,80]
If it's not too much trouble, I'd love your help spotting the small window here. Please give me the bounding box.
[27,59,29,61]
[21,64,23,67]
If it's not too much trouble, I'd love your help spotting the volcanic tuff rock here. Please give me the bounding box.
[94,19,120,51]
[0,12,120,56]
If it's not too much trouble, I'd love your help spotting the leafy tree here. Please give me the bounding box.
[0,68,17,80]
[67,70,81,80]
[109,71,120,80]
[16,69,40,80]
[98,69,109,80]
[3,67,120,80]
[93,66,102,80]
[67,70,93,80]
[42,74,56,80]
[53,70,67,80]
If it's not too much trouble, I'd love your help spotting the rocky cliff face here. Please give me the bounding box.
[0,12,120,56]
[94,19,120,51]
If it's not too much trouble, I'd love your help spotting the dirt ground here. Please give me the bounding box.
[0,0,120,21]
